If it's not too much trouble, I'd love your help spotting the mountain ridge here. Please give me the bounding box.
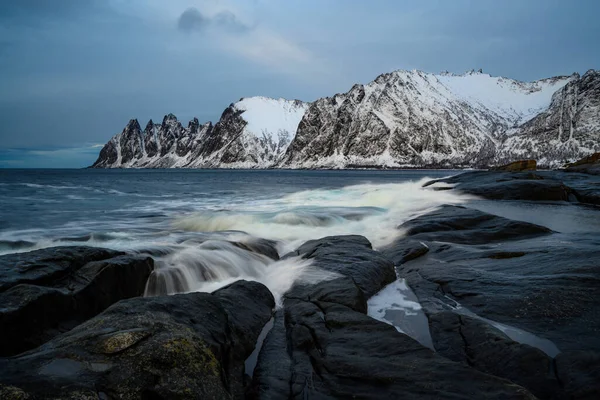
[92,69,599,169]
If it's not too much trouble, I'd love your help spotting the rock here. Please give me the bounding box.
[287,235,396,297]
[391,205,600,397]
[424,171,573,201]
[555,351,600,399]
[492,160,537,172]
[398,205,552,244]
[0,280,275,399]
[566,152,600,175]
[398,206,600,353]
[250,235,536,399]
[430,312,561,399]
[0,246,153,356]
[425,169,600,205]
[232,238,280,261]
[380,239,430,266]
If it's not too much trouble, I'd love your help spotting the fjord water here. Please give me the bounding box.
[0,169,466,297]
[2,168,598,304]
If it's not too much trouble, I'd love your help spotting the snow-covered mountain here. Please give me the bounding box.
[92,97,307,168]
[92,69,599,169]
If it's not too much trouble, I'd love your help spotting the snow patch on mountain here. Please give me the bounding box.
[437,72,570,124]
[234,97,308,144]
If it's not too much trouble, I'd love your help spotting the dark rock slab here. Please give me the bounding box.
[251,235,536,399]
[0,247,154,357]
[555,351,600,399]
[399,205,552,244]
[424,170,600,205]
[0,280,275,399]
[547,171,600,206]
[398,207,600,353]
[430,311,560,400]
[424,170,572,201]
[393,205,600,398]
[380,239,430,266]
[232,238,280,261]
[288,235,396,297]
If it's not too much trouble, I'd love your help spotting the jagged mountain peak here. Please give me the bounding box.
[125,119,141,131]
[144,119,154,131]
[92,70,599,169]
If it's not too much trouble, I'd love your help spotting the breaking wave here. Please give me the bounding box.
[2,173,472,303]
[172,178,473,252]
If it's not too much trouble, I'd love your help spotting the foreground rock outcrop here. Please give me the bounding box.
[383,204,600,399]
[250,235,536,399]
[0,247,153,357]
[2,168,600,398]
[425,169,600,205]
[0,280,275,399]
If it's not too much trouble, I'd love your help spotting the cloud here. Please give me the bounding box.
[177,7,250,34]
[225,31,314,72]
[177,8,208,33]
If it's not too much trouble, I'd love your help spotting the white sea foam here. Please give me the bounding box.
[2,176,473,304]
[172,178,474,251]
[144,239,338,306]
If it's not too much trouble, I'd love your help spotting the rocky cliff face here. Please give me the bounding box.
[498,70,600,166]
[92,69,600,169]
[92,97,307,168]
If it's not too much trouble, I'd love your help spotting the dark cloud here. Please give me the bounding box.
[177,8,208,33]
[177,8,251,34]
[213,11,252,33]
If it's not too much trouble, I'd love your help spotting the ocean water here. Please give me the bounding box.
[3,168,597,306]
[0,169,469,297]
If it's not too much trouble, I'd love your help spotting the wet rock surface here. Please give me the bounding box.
[251,235,536,399]
[390,203,600,399]
[2,169,600,399]
[0,246,153,356]
[0,280,275,399]
[398,204,553,244]
[425,169,600,206]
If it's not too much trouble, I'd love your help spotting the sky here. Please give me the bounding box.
[0,0,599,168]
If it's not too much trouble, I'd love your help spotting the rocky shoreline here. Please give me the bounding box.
[1,158,599,399]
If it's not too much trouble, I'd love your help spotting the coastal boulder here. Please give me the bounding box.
[0,246,153,356]
[251,235,536,399]
[0,280,275,399]
[398,205,552,244]
[391,205,600,398]
[424,170,573,201]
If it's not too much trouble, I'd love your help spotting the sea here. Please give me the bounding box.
[1,168,598,305]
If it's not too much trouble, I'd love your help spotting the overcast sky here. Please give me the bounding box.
[1,0,599,168]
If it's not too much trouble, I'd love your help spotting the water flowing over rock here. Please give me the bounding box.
[92,69,600,169]
[249,235,537,399]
